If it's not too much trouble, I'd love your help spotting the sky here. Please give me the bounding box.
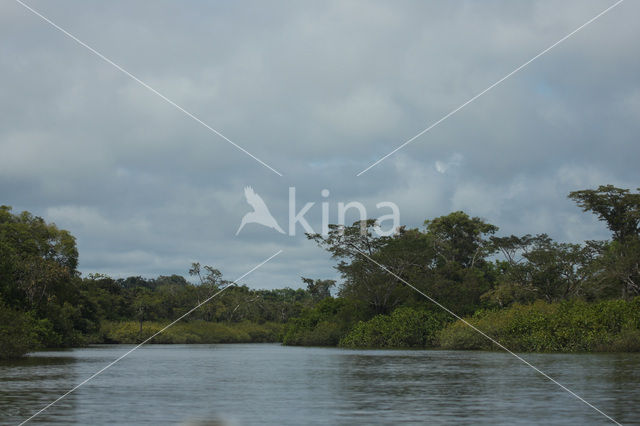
[1,0,639,289]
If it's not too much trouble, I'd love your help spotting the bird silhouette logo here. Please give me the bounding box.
[236,186,285,235]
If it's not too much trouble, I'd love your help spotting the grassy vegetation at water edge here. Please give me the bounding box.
[438,297,640,352]
[96,320,283,344]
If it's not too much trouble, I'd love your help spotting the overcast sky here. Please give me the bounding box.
[1,0,638,289]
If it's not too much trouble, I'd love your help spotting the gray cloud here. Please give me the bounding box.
[1,0,638,288]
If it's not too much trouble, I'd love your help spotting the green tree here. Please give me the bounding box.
[0,206,94,353]
[569,185,640,242]
[587,239,640,299]
[309,214,498,315]
[569,186,640,298]
[425,211,498,268]
[487,234,595,305]
[0,206,78,310]
[301,277,336,301]
[0,300,39,359]
[308,220,407,315]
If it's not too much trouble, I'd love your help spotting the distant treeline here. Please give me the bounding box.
[1,185,639,358]
[0,205,320,358]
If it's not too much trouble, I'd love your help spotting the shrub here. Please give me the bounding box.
[282,298,361,346]
[438,297,640,352]
[98,320,282,344]
[340,307,450,349]
[0,303,39,359]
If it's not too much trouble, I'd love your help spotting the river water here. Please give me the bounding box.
[1,344,638,425]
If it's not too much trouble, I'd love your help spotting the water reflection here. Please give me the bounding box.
[0,350,77,423]
[0,345,639,425]
[334,350,640,424]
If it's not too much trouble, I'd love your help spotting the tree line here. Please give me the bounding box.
[1,185,639,358]
[285,185,640,347]
[0,205,320,357]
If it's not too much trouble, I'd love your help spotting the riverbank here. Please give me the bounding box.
[284,297,640,353]
[438,298,640,352]
[0,316,283,360]
[5,298,640,359]
[94,320,283,344]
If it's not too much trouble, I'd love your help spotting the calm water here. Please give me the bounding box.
[1,344,639,425]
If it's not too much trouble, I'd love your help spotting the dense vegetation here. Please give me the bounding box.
[1,185,639,358]
[100,320,282,344]
[339,308,451,349]
[284,185,640,349]
[0,205,316,358]
[438,298,640,352]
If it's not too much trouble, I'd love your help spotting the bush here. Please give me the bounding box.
[282,298,363,346]
[438,297,640,352]
[0,303,39,359]
[97,320,282,344]
[606,328,640,352]
[340,307,450,349]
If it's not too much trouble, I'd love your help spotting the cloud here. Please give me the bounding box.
[1,0,638,288]
[435,153,463,174]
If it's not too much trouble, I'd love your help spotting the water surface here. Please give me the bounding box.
[1,344,638,425]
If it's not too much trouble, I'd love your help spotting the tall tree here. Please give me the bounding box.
[425,211,498,268]
[569,186,640,298]
[568,185,640,241]
[0,206,78,309]
[309,214,499,315]
[302,277,336,301]
[488,234,594,304]
[308,220,406,314]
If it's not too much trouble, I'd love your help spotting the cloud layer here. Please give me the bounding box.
[1,0,638,288]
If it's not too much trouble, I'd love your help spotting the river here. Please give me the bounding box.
[1,344,638,425]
